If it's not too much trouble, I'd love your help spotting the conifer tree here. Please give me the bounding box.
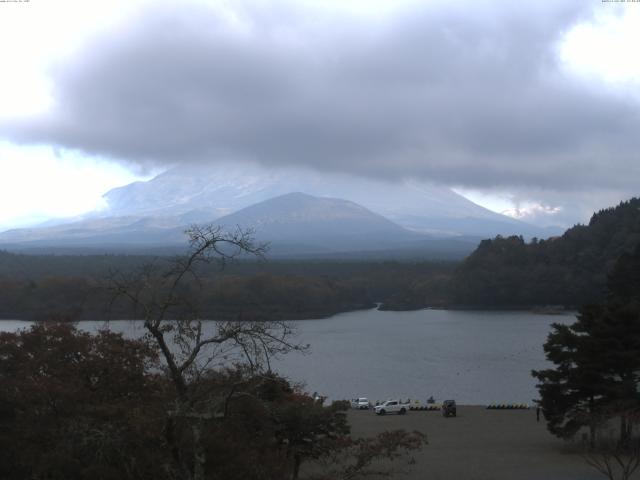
[533,244,640,445]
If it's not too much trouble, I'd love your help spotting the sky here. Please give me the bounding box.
[0,0,639,231]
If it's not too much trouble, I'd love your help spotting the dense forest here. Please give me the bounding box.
[449,198,640,308]
[1,197,639,319]
[0,251,453,320]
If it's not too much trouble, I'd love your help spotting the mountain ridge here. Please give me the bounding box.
[0,192,480,258]
[101,164,556,238]
[0,165,561,257]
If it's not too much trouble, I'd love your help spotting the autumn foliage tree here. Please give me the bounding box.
[0,323,166,480]
[0,323,425,480]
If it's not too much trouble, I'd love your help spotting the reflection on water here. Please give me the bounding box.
[0,308,574,404]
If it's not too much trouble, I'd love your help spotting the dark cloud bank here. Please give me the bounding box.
[4,0,640,223]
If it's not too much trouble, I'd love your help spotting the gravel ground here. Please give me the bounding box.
[346,406,630,480]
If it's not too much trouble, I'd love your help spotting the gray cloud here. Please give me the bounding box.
[4,0,640,203]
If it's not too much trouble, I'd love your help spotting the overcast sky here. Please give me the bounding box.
[1,0,639,230]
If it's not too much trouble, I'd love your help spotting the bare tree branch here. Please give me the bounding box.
[107,224,303,480]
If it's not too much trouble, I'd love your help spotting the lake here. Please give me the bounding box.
[0,308,574,405]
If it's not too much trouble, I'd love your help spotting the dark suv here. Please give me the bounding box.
[442,399,457,417]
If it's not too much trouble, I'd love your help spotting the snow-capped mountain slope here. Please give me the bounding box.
[0,164,557,256]
[102,164,551,238]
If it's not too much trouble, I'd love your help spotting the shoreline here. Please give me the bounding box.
[0,304,577,323]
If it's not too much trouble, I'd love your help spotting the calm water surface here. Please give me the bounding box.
[1,308,574,405]
[276,308,574,405]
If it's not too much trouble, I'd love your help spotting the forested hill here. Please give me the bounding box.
[450,198,640,308]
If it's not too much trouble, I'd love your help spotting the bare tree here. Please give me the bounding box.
[109,225,305,480]
[581,406,640,480]
[582,439,640,480]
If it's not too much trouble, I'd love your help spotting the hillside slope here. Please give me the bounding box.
[450,198,640,307]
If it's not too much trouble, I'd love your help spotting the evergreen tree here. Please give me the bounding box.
[533,245,640,445]
[532,316,609,446]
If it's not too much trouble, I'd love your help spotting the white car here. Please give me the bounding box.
[374,399,409,415]
[351,397,370,409]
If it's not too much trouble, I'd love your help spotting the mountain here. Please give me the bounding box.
[212,192,419,255]
[101,164,556,238]
[217,192,408,234]
[0,164,557,257]
[0,193,479,258]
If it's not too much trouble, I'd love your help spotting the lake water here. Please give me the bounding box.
[0,308,574,405]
